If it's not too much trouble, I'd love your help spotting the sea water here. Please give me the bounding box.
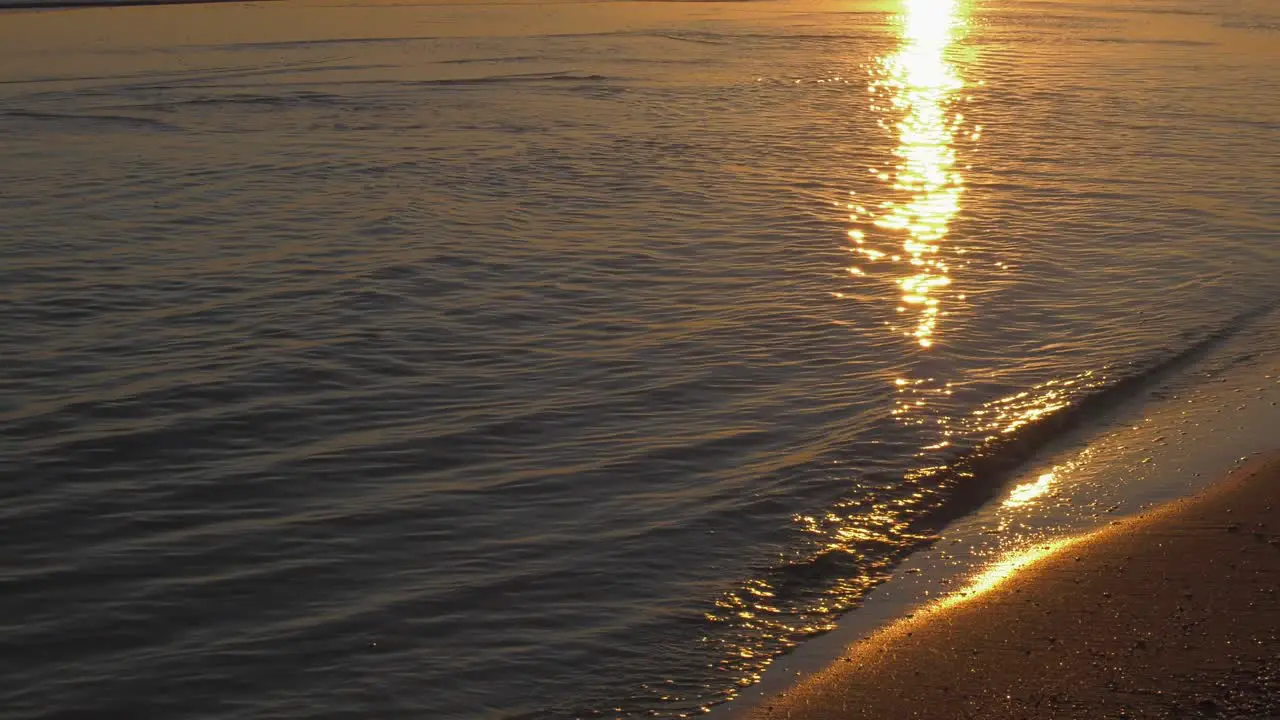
[2,0,1278,717]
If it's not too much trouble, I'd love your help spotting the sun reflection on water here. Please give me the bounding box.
[852,0,967,350]
[701,1,981,705]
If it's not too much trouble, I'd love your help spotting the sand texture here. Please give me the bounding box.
[739,457,1280,720]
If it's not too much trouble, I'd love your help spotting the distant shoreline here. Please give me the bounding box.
[0,0,278,10]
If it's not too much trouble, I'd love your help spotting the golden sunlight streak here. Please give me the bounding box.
[935,536,1081,611]
[855,0,966,350]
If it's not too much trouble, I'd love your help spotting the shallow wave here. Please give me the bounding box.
[1,109,183,131]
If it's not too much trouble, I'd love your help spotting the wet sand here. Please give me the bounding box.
[738,456,1280,720]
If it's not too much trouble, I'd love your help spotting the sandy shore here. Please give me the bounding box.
[736,456,1280,720]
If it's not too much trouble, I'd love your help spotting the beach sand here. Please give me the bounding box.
[736,456,1280,720]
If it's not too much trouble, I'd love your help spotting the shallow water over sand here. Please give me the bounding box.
[2,0,1278,717]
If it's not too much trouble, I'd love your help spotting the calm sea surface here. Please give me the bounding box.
[2,0,1278,717]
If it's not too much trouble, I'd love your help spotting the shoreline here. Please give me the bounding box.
[732,455,1280,719]
[716,340,1280,718]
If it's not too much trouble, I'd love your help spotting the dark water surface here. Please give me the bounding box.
[2,0,1278,717]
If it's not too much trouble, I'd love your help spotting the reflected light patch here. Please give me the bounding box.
[963,371,1106,440]
[937,536,1081,610]
[1004,472,1055,508]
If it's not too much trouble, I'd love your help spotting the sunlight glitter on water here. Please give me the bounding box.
[856,0,967,350]
[700,3,981,697]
